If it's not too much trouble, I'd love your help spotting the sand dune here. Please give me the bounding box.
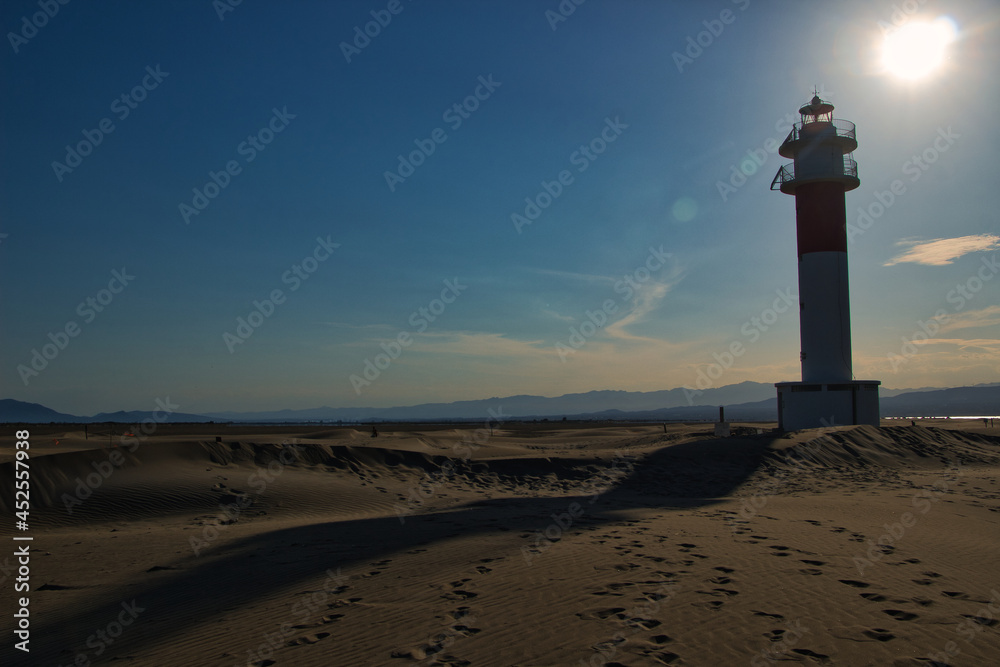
[1,420,998,666]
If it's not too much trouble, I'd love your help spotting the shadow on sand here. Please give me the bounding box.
[17,433,781,664]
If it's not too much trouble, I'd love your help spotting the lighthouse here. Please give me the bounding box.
[770,94,880,430]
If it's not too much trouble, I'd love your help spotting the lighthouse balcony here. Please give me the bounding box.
[770,156,859,194]
[778,119,858,158]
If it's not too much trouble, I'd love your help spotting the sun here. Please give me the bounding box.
[880,18,956,80]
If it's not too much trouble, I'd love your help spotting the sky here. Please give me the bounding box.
[2,0,998,415]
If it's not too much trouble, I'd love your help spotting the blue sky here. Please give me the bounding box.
[2,0,998,414]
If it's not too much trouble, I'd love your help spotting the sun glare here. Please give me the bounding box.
[880,18,956,80]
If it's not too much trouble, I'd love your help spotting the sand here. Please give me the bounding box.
[1,419,999,666]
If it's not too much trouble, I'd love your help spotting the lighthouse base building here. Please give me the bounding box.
[770,94,880,431]
[775,381,880,431]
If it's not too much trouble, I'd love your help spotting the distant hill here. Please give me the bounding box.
[0,399,214,425]
[203,381,778,422]
[2,383,997,424]
[880,385,1000,418]
[0,399,81,423]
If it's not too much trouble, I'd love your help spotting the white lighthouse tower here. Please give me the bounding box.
[771,94,880,430]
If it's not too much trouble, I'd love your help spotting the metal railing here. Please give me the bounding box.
[784,118,856,145]
[770,156,858,190]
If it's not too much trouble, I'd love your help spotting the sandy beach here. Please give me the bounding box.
[2,420,999,666]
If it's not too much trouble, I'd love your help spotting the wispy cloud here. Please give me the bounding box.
[524,267,618,286]
[940,305,1000,333]
[916,337,1000,354]
[541,308,575,323]
[605,281,675,343]
[884,234,1000,266]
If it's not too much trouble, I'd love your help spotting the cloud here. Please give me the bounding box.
[524,267,617,286]
[939,305,1000,333]
[884,234,1000,266]
[605,281,675,343]
[916,338,1000,354]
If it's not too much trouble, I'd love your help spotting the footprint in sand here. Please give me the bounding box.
[714,566,735,574]
[791,648,831,662]
[860,593,888,602]
[752,610,784,619]
[861,628,895,642]
[474,566,492,575]
[962,614,999,627]
[882,609,919,621]
[293,613,344,629]
[650,651,681,664]
[799,568,823,576]
[577,607,628,621]
[286,631,331,646]
[625,617,662,630]
[328,596,362,609]
[443,590,478,601]
[695,600,725,610]
[839,579,870,588]
[800,559,826,567]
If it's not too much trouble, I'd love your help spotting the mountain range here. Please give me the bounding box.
[2,382,997,424]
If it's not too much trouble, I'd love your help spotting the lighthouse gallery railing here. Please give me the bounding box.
[770,155,858,191]
[785,118,857,144]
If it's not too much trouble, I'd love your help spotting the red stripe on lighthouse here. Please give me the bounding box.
[794,182,848,256]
